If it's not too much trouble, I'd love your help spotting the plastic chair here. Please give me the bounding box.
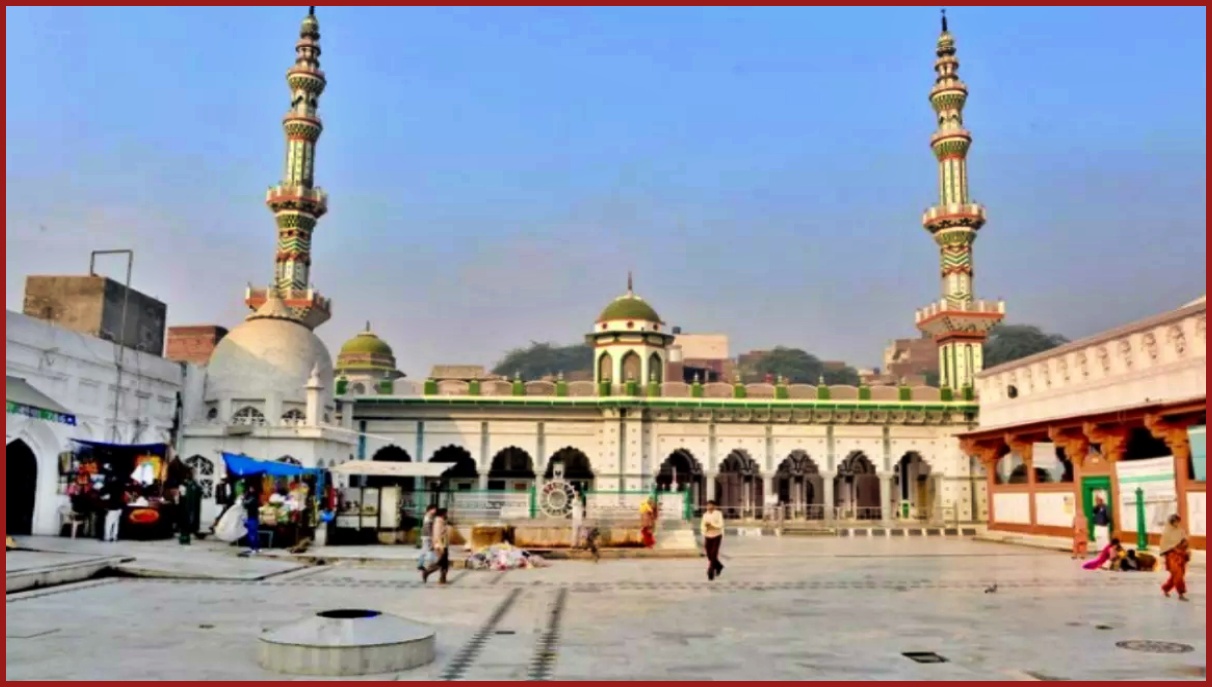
[59,504,85,539]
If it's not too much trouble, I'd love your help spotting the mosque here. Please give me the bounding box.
[178,8,998,527]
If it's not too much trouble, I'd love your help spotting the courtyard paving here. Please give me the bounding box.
[5,537,1205,681]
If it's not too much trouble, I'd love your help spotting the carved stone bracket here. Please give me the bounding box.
[961,437,1004,469]
[1143,413,1192,462]
[1083,422,1128,462]
[1004,433,1035,464]
[1048,426,1090,468]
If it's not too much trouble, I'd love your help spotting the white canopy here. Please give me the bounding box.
[331,461,454,478]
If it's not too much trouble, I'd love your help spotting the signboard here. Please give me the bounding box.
[1189,426,1206,482]
[1115,456,1178,534]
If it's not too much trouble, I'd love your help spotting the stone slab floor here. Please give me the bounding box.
[5,538,1204,681]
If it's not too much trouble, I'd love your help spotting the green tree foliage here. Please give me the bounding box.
[491,342,593,380]
[982,324,1070,368]
[738,346,861,385]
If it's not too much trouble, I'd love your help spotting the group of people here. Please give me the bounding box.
[1074,499,1191,602]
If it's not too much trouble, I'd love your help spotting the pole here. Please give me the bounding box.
[1134,487,1148,551]
[90,249,134,443]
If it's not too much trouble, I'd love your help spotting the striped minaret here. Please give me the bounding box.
[915,11,1005,390]
[245,6,332,330]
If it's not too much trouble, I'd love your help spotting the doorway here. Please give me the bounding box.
[1080,475,1112,542]
[6,440,39,535]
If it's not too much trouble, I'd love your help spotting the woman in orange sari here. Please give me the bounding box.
[1071,510,1089,559]
[1159,514,1190,602]
[639,498,656,548]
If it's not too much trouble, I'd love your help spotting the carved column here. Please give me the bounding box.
[1048,427,1090,472]
[1144,413,1193,524]
[822,473,836,523]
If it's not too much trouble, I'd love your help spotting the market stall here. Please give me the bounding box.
[329,461,454,543]
[68,440,176,541]
[218,453,324,550]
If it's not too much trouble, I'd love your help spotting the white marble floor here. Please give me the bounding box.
[5,538,1204,681]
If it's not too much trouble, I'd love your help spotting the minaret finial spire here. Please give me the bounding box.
[627,271,633,294]
[244,5,332,330]
[940,8,947,33]
[914,10,1004,390]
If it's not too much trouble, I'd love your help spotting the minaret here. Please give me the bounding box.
[914,10,1005,390]
[244,6,332,330]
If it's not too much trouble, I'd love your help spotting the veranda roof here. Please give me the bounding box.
[331,460,454,478]
[6,376,76,426]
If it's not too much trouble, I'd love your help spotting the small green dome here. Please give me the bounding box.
[339,325,393,358]
[598,294,661,323]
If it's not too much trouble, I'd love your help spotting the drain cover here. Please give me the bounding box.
[1115,640,1194,654]
[903,652,948,664]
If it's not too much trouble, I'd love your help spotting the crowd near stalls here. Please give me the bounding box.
[65,440,203,542]
[211,453,326,551]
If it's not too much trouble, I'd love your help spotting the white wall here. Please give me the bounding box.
[993,492,1031,524]
[1188,492,1205,537]
[976,302,1206,428]
[1034,491,1075,528]
[5,310,183,536]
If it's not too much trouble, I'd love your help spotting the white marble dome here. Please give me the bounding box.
[205,297,334,409]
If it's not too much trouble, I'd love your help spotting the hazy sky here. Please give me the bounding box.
[6,7,1206,374]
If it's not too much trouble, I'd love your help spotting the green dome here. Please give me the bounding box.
[338,326,393,358]
[598,294,661,323]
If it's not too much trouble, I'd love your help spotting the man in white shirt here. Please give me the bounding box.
[701,500,725,581]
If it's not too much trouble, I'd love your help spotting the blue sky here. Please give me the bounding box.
[5,6,1206,374]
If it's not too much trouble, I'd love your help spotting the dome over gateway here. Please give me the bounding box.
[338,323,394,358]
[596,273,662,324]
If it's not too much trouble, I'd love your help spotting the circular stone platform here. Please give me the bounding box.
[258,609,436,676]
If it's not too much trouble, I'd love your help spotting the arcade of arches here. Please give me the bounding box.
[363,444,598,495]
[960,397,1206,550]
[653,447,935,521]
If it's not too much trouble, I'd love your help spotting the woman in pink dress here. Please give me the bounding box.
[1082,538,1122,570]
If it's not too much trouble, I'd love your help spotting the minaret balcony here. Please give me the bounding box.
[915,297,1005,326]
[929,128,971,147]
[267,184,329,216]
[922,203,985,231]
[244,286,332,330]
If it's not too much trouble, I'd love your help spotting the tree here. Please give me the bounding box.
[738,347,861,385]
[491,342,593,380]
[982,324,1069,368]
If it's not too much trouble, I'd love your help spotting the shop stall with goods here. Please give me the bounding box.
[327,461,455,545]
[212,453,325,550]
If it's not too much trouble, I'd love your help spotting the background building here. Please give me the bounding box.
[6,309,182,536]
[22,274,168,356]
[165,325,229,365]
[960,296,1206,550]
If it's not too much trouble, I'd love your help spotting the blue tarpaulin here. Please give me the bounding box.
[73,439,169,452]
[222,452,315,478]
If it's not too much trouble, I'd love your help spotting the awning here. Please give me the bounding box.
[331,460,454,478]
[6,376,76,426]
[222,452,317,478]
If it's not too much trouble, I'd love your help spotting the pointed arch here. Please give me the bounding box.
[775,450,825,519]
[368,444,413,489]
[620,351,641,383]
[596,351,613,383]
[834,451,880,520]
[488,446,535,492]
[716,449,762,518]
[429,445,478,479]
[647,352,663,383]
[6,439,38,535]
[231,406,265,426]
[545,447,595,493]
[657,449,706,512]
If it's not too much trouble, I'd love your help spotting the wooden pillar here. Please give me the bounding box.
[1083,422,1129,540]
[961,438,1003,526]
[1006,434,1037,532]
[1144,413,1194,526]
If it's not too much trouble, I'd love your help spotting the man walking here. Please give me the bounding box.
[701,500,725,581]
[421,508,451,585]
[417,504,437,572]
[1091,495,1112,551]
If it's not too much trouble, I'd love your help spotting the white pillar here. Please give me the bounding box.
[878,472,893,525]
[822,474,835,522]
[706,472,718,503]
[761,475,773,520]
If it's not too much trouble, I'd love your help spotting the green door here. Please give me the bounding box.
[1080,476,1112,542]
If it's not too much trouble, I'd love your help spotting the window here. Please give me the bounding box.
[281,408,306,424]
[231,406,266,426]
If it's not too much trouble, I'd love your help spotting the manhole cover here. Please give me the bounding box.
[1115,640,1194,654]
[903,652,948,664]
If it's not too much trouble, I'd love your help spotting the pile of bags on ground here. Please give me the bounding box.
[464,542,549,571]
